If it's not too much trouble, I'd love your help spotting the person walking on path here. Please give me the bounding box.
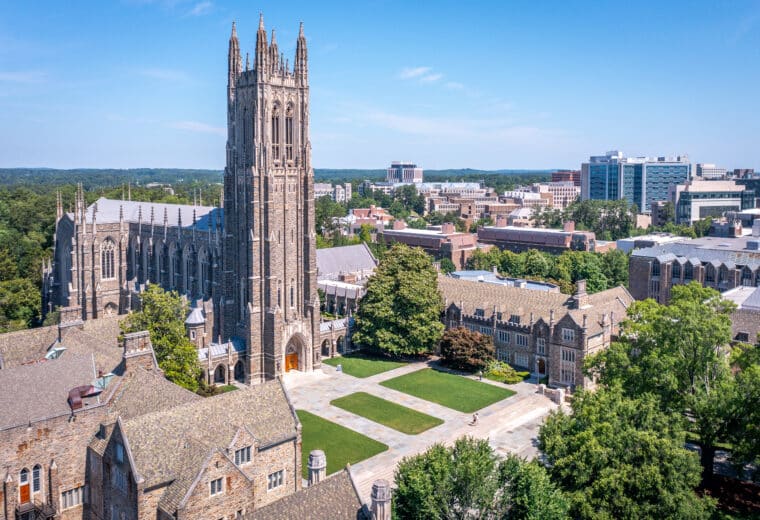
[470,412,479,426]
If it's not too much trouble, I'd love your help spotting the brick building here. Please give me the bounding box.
[477,221,615,254]
[439,276,633,390]
[379,222,478,270]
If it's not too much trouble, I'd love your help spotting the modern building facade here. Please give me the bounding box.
[314,182,352,203]
[696,163,728,180]
[581,150,691,212]
[386,161,423,183]
[439,277,633,389]
[552,170,581,187]
[477,221,615,254]
[670,180,755,224]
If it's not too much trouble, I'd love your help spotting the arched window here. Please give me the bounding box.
[651,260,660,277]
[672,262,681,279]
[271,106,281,160]
[290,282,294,307]
[32,464,41,493]
[684,262,693,280]
[719,265,728,283]
[705,264,715,282]
[101,239,116,280]
[742,266,752,286]
[285,106,294,161]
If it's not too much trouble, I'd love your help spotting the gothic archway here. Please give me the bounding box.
[337,336,345,354]
[214,364,227,384]
[537,358,546,375]
[234,360,246,383]
[284,335,307,372]
[321,339,331,358]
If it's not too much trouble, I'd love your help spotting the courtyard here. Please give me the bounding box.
[283,356,558,502]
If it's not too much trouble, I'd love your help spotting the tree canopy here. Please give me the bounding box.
[120,285,201,392]
[352,243,444,356]
[539,387,713,519]
[439,327,495,372]
[394,436,569,519]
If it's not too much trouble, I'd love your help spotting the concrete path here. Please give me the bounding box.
[283,359,557,503]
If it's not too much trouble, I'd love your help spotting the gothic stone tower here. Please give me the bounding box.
[222,16,321,383]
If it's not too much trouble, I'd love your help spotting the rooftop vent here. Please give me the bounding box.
[747,240,759,251]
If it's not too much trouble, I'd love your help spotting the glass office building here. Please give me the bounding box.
[581,151,690,212]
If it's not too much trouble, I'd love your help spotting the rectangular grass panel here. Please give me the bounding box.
[331,392,444,435]
[297,410,389,478]
[322,351,407,378]
[380,368,515,413]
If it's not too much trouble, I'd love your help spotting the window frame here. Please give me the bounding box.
[210,477,224,496]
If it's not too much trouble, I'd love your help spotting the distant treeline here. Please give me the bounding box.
[0,168,558,188]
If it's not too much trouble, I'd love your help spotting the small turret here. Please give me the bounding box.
[269,28,279,74]
[295,21,308,84]
[228,21,241,99]
[255,13,268,79]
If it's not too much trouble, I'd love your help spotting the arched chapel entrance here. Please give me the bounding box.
[285,336,303,372]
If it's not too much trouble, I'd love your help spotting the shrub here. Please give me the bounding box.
[485,360,526,384]
[439,327,495,372]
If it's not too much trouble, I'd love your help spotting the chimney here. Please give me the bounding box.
[307,450,326,486]
[441,222,456,234]
[573,280,589,309]
[371,479,392,520]
[563,221,575,232]
[495,215,507,227]
[392,220,407,230]
[122,331,158,372]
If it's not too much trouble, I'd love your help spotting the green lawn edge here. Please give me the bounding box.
[296,409,389,478]
[380,368,515,413]
[330,391,444,435]
[322,352,407,378]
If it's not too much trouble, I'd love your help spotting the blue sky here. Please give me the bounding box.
[1,0,759,170]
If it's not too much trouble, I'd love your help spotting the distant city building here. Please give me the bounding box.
[616,233,685,254]
[338,205,394,235]
[386,161,423,183]
[314,182,352,203]
[670,179,755,225]
[379,221,478,270]
[439,277,633,389]
[581,150,691,212]
[696,163,727,180]
[477,221,615,254]
[504,182,580,210]
[734,169,756,179]
[649,200,672,227]
[552,170,581,187]
[628,228,760,303]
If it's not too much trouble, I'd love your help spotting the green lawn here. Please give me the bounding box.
[297,410,388,478]
[322,351,407,378]
[380,368,515,413]
[331,392,444,435]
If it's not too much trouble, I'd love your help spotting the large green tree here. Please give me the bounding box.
[439,327,495,372]
[539,388,713,519]
[120,285,201,392]
[586,282,759,481]
[352,243,444,356]
[394,436,569,519]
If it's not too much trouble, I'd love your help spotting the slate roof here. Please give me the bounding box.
[108,365,201,421]
[632,235,760,266]
[251,469,368,520]
[118,380,298,512]
[0,316,124,373]
[438,275,633,336]
[197,338,246,361]
[317,243,377,281]
[185,307,206,325]
[68,197,223,231]
[0,353,97,429]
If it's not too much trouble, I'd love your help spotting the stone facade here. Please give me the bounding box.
[42,16,321,384]
[439,276,633,390]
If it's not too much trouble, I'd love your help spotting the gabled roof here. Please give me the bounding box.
[117,380,297,511]
[70,197,222,231]
[251,469,368,520]
[0,353,97,429]
[317,243,377,281]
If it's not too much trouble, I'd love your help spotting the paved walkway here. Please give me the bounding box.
[282,360,557,502]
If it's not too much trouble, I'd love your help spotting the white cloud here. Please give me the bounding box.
[445,82,465,90]
[399,66,431,79]
[136,67,189,82]
[0,71,47,83]
[188,1,213,16]
[168,120,225,136]
[419,73,443,83]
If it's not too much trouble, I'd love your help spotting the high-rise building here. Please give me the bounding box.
[386,162,423,183]
[551,170,581,187]
[581,151,691,212]
[670,180,755,224]
[696,163,727,180]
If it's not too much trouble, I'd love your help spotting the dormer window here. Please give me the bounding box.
[474,308,485,317]
[235,446,251,465]
[115,442,124,464]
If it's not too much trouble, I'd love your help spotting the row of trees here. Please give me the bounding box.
[533,199,636,241]
[467,247,629,294]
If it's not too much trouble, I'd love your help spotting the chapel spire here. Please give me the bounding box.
[228,21,241,96]
[255,13,268,79]
[295,21,308,84]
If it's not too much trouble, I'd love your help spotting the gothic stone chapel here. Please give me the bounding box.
[43,16,321,384]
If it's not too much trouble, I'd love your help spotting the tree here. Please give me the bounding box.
[600,248,629,287]
[120,285,201,392]
[539,388,713,519]
[394,436,568,519]
[352,243,444,356]
[315,195,345,235]
[586,282,753,482]
[439,257,456,274]
[439,327,495,372]
[358,223,373,243]
[0,278,41,332]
